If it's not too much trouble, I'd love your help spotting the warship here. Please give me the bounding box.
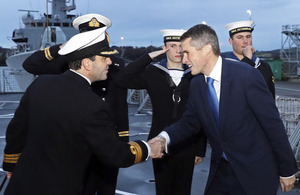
[5,0,78,90]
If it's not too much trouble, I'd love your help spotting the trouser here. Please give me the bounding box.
[152,155,195,195]
[205,157,247,195]
[83,157,119,195]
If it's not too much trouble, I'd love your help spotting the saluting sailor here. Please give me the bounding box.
[3,26,162,195]
[224,20,275,98]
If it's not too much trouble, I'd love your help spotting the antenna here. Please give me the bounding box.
[246,10,252,20]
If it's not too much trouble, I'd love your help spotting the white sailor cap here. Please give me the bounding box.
[225,20,254,36]
[58,27,118,61]
[73,13,112,33]
[160,29,186,43]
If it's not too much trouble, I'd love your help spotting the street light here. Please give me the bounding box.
[246,10,252,20]
[120,36,124,49]
[120,37,124,57]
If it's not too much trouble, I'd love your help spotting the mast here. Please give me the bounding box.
[50,0,76,20]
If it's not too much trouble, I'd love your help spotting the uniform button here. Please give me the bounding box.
[102,98,106,101]
[102,88,106,92]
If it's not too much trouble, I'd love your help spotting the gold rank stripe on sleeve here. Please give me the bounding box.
[128,142,142,164]
[3,153,21,164]
[43,47,54,61]
[118,131,129,137]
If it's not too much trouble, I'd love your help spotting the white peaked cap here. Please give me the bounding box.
[58,27,117,61]
[73,13,112,32]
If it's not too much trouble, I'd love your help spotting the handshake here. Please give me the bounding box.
[147,136,166,158]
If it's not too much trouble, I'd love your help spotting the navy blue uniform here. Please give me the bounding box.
[22,45,129,195]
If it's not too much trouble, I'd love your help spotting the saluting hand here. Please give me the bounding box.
[148,48,169,60]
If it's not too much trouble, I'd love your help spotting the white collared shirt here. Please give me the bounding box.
[204,56,222,102]
[160,56,223,145]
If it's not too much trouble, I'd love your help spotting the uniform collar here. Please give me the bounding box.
[70,69,91,85]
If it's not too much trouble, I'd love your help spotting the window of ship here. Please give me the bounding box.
[30,23,36,27]
[54,23,60,27]
[62,23,70,27]
[37,22,43,27]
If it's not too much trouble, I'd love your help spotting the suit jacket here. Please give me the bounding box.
[3,71,148,195]
[165,57,298,194]
[23,45,129,142]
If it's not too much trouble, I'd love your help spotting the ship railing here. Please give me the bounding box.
[288,121,300,171]
[127,89,152,115]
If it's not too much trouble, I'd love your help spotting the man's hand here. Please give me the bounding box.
[242,45,254,60]
[194,156,203,165]
[280,175,296,192]
[148,48,169,59]
[7,172,12,179]
[148,137,166,158]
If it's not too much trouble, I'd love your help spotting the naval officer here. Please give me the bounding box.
[22,14,129,195]
[3,26,163,195]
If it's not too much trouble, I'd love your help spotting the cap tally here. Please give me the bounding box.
[160,29,186,43]
[225,20,254,36]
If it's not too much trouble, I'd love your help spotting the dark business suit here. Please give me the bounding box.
[23,45,129,195]
[165,57,298,194]
[3,70,147,195]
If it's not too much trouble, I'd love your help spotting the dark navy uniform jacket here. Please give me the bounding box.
[23,45,129,141]
[3,70,148,195]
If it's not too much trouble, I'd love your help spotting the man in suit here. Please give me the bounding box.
[116,29,207,195]
[3,26,163,195]
[152,24,298,194]
[223,20,275,98]
[22,14,129,195]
